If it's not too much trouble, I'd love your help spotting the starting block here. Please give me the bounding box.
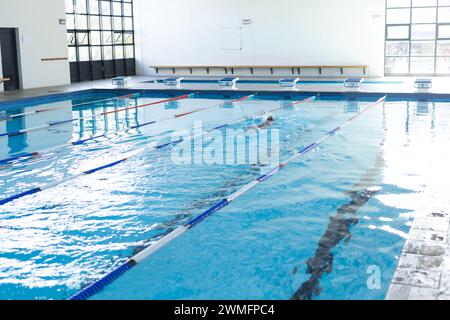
[344,78,364,88]
[415,78,432,89]
[219,77,239,86]
[279,78,300,88]
[163,77,184,86]
[112,76,131,87]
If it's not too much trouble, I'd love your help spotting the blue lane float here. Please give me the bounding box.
[0,152,40,165]
[67,95,385,301]
[130,121,156,130]
[83,158,129,175]
[69,261,136,301]
[186,199,230,228]
[0,188,42,206]
[0,156,132,206]
[155,138,184,149]
[71,134,108,146]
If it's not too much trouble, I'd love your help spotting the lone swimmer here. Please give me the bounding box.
[250,115,275,130]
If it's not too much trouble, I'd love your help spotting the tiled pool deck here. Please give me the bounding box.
[2,75,450,300]
[386,192,450,300]
[386,213,450,300]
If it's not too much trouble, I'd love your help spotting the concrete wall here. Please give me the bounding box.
[0,0,70,89]
[134,0,386,77]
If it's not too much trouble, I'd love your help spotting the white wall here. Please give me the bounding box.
[0,0,70,89]
[134,0,386,77]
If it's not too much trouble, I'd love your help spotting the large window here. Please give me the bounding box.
[385,0,450,75]
[65,0,135,82]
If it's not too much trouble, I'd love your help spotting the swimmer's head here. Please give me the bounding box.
[267,116,274,122]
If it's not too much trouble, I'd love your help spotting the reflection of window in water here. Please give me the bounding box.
[281,101,295,111]
[165,101,180,110]
[221,103,234,109]
[416,101,430,116]
[5,107,29,154]
[345,101,360,113]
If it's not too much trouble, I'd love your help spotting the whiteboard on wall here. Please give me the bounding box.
[221,27,242,50]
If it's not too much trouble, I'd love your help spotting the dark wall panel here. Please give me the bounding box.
[70,59,136,83]
[91,61,104,80]
[125,59,136,76]
[79,62,92,82]
[103,60,115,79]
[115,60,126,76]
[70,62,80,83]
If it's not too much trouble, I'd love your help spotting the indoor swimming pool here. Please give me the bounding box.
[1,90,449,300]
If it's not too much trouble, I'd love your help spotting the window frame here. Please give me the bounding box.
[65,0,136,81]
[385,0,450,76]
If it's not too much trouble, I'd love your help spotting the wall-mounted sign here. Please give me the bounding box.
[59,19,66,25]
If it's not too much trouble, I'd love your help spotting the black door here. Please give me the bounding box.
[0,28,20,91]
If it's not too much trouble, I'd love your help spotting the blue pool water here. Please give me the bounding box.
[0,91,449,300]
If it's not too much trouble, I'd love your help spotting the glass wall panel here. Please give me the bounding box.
[385,0,450,75]
[65,0,135,81]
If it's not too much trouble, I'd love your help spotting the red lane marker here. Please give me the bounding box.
[233,95,252,103]
[36,108,59,113]
[264,95,316,113]
[292,96,316,105]
[347,96,386,121]
[101,94,190,116]
[174,108,207,118]
[174,95,252,119]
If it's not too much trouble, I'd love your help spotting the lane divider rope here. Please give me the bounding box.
[0,94,194,138]
[0,93,141,122]
[0,155,137,206]
[68,95,385,301]
[0,152,40,166]
[0,93,253,166]
[0,95,260,205]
